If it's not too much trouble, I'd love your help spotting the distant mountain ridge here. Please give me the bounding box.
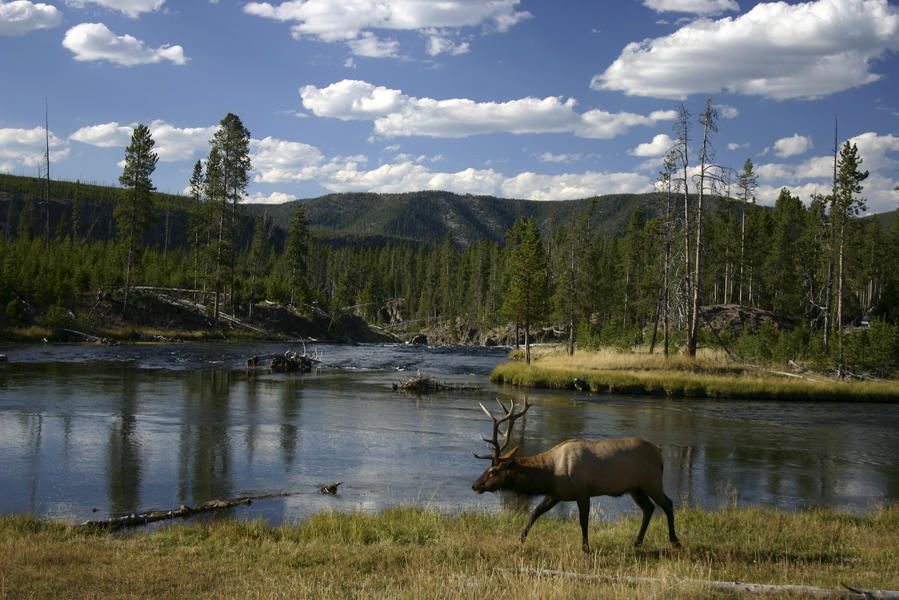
[2,173,896,249]
[245,189,704,246]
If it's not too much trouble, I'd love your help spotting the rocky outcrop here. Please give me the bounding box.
[700,304,795,337]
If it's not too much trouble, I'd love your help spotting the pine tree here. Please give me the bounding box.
[246,214,270,318]
[188,160,205,297]
[206,146,227,321]
[832,141,869,372]
[285,204,310,308]
[209,113,251,311]
[116,124,157,316]
[71,180,83,244]
[766,189,806,320]
[736,158,758,305]
[502,217,548,364]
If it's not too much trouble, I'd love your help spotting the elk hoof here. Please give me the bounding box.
[582,543,591,554]
[519,533,527,544]
[671,538,682,548]
[633,539,644,548]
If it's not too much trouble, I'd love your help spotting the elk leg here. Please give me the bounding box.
[630,490,655,547]
[520,495,558,544]
[576,497,591,553]
[648,490,680,547]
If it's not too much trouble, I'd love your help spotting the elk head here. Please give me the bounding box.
[471,398,529,494]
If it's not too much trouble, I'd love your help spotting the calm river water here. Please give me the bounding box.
[1,342,897,525]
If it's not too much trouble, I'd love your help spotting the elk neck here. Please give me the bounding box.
[505,454,556,496]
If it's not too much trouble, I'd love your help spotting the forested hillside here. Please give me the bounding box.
[2,167,898,374]
[2,173,761,248]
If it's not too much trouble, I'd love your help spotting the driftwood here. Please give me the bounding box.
[392,370,479,393]
[270,349,321,373]
[81,492,292,530]
[319,482,343,496]
[509,567,899,599]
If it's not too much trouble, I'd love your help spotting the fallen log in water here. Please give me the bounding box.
[81,492,292,530]
[392,370,479,393]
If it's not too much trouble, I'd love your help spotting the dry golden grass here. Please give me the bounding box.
[494,347,899,401]
[1,506,897,599]
[533,345,741,374]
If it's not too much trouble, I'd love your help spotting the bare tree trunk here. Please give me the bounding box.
[738,209,746,304]
[837,220,845,374]
[524,321,531,365]
[663,182,672,357]
[823,119,839,353]
[688,99,717,358]
[214,199,224,324]
[648,297,661,354]
[623,267,630,330]
[123,218,134,317]
[163,204,170,258]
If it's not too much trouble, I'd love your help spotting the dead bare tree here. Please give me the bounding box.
[687,99,723,357]
[673,105,692,340]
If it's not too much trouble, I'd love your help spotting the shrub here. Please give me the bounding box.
[5,298,27,327]
[43,303,75,329]
[844,320,899,377]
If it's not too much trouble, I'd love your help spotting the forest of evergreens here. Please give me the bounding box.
[1,110,898,376]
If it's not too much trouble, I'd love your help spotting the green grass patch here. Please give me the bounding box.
[1,506,896,598]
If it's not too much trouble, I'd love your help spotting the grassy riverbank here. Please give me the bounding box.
[1,507,897,598]
[491,347,899,401]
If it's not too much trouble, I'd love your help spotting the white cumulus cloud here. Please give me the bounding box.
[250,136,325,183]
[537,152,582,164]
[62,22,187,66]
[425,30,470,56]
[346,31,399,57]
[773,134,813,158]
[500,171,652,201]
[300,79,676,139]
[643,0,739,15]
[629,133,676,157]
[71,120,213,161]
[0,127,69,172]
[65,0,165,18]
[0,1,61,36]
[595,0,899,100]
[245,191,296,204]
[243,0,529,56]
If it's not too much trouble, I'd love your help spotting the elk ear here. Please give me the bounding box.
[498,446,519,461]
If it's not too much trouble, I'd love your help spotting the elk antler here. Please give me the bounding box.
[473,398,530,461]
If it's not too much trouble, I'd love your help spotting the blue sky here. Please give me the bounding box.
[1,0,898,212]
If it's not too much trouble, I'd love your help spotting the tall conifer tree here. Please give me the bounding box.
[116,124,157,316]
[502,217,548,364]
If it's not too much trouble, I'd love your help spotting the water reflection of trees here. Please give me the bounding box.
[624,402,859,510]
[178,370,234,503]
[107,366,141,515]
[278,379,303,470]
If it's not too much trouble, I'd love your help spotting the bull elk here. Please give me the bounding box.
[471,399,680,553]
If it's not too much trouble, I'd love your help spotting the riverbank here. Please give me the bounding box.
[0,290,396,345]
[491,347,899,402]
[1,506,896,598]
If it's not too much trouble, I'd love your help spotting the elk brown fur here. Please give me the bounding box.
[472,400,680,553]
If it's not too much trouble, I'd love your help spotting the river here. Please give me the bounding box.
[1,342,897,526]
